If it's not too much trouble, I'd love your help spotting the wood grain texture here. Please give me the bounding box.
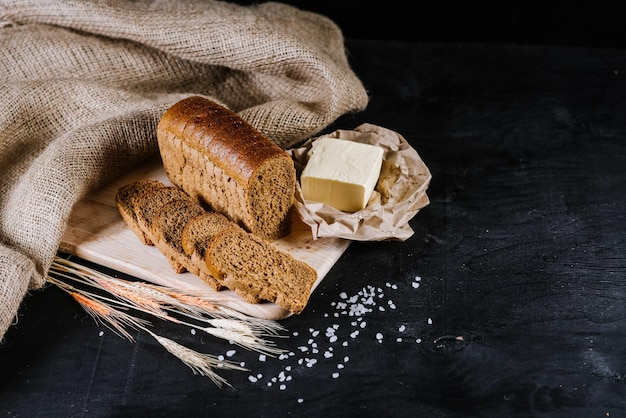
[59,157,350,320]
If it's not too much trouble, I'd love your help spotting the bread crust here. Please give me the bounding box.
[158,96,287,186]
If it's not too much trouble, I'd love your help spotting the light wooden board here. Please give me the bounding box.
[59,157,351,320]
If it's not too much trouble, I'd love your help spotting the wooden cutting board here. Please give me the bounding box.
[59,157,351,320]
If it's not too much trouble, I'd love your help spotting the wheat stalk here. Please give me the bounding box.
[47,255,288,386]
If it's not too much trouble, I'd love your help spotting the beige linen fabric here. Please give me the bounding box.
[0,0,368,341]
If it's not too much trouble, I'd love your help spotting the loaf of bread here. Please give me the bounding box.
[116,180,317,313]
[156,96,297,241]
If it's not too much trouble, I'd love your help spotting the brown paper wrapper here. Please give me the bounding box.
[288,123,432,241]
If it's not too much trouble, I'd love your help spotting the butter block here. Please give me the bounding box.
[301,137,384,212]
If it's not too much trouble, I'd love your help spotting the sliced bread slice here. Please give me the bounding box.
[181,211,236,292]
[133,185,191,245]
[115,179,164,245]
[150,198,205,274]
[205,228,318,314]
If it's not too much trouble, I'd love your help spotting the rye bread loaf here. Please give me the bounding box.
[205,227,318,314]
[157,96,297,241]
[115,179,164,245]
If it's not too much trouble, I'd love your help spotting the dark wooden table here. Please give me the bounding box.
[1,39,625,417]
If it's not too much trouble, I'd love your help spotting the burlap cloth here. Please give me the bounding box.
[0,0,368,342]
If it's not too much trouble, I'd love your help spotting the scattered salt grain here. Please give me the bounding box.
[428,318,433,325]
[190,328,196,335]
[226,349,236,357]
[298,398,304,404]
[246,272,427,393]
[98,331,104,337]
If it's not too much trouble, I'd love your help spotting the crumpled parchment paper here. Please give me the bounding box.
[288,123,432,241]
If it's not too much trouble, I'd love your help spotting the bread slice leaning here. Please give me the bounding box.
[133,185,190,246]
[205,228,318,314]
[150,198,206,275]
[181,211,234,291]
[115,179,164,245]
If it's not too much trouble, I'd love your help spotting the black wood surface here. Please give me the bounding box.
[1,40,625,417]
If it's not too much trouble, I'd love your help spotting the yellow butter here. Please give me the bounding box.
[301,137,384,212]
